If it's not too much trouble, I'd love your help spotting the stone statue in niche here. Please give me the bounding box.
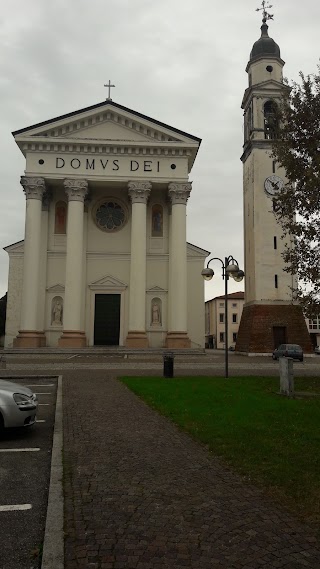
[52,297,63,326]
[55,201,67,234]
[151,205,163,237]
[151,299,162,326]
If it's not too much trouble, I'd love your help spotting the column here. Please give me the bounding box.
[38,189,51,333]
[14,177,47,347]
[58,179,88,348]
[126,181,151,348]
[166,182,192,348]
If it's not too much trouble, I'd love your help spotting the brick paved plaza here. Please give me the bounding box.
[62,371,320,569]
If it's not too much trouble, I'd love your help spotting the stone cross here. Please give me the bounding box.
[104,80,115,100]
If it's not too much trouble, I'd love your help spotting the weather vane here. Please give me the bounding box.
[256,1,274,23]
[104,80,115,101]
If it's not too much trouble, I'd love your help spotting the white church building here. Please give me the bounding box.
[4,100,209,349]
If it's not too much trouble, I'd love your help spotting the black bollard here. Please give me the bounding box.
[163,352,175,378]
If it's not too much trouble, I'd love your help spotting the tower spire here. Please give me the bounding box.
[256,1,274,24]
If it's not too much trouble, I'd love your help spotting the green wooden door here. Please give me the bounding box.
[94,294,121,346]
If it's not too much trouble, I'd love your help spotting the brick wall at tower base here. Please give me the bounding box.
[236,304,313,354]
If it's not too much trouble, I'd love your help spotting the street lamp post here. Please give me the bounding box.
[201,256,244,378]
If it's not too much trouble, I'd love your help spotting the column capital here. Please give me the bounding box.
[64,179,88,202]
[128,181,152,204]
[168,182,192,205]
[20,177,46,200]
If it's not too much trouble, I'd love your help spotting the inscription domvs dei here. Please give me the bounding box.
[55,157,162,173]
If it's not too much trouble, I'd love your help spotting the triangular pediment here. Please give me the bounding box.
[4,240,24,254]
[147,285,167,293]
[47,284,65,293]
[187,242,211,258]
[253,79,286,90]
[242,79,289,108]
[13,100,201,146]
[89,274,128,290]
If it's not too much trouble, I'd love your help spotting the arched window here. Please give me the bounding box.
[151,204,163,237]
[54,201,67,234]
[264,100,278,140]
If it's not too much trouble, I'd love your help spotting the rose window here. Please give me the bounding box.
[95,201,126,232]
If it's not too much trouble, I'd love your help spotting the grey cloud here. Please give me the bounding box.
[0,0,319,298]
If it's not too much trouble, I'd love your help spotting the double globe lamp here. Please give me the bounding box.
[201,256,244,378]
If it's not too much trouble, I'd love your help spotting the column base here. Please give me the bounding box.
[125,331,149,348]
[13,330,47,348]
[58,331,87,348]
[165,332,191,349]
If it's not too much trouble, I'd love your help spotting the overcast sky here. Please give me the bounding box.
[0,0,319,301]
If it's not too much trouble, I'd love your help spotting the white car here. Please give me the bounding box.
[0,379,38,430]
[315,346,320,355]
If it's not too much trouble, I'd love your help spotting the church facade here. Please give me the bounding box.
[5,101,209,349]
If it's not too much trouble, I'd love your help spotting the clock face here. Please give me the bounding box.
[264,175,284,196]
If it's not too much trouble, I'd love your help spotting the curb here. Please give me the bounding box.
[41,375,64,569]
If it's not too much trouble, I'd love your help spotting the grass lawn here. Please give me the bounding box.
[120,376,320,527]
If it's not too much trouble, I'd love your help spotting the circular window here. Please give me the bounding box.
[93,198,128,232]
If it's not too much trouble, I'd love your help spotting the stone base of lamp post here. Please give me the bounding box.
[13,330,47,348]
[58,330,87,348]
[165,331,191,349]
[125,331,149,348]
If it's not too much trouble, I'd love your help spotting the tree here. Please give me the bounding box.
[271,65,320,316]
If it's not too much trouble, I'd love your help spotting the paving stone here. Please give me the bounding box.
[63,371,320,568]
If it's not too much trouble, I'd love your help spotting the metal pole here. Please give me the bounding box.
[224,257,229,379]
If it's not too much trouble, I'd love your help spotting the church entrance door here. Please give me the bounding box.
[94,294,121,346]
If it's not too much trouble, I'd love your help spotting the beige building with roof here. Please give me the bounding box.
[4,99,209,350]
[205,292,244,350]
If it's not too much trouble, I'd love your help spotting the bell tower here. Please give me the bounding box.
[236,6,312,354]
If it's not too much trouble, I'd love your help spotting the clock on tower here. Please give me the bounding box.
[235,6,312,355]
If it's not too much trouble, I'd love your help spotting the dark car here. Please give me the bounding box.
[272,343,304,362]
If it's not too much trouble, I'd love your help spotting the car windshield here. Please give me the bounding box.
[287,345,302,350]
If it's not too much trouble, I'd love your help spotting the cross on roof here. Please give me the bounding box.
[104,80,115,101]
[256,0,274,23]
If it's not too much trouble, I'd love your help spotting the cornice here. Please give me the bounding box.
[242,85,285,110]
[12,103,201,143]
[17,138,196,159]
[241,139,274,162]
[245,55,285,73]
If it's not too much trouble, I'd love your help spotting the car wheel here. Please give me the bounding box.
[300,358,303,362]
[0,413,4,433]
